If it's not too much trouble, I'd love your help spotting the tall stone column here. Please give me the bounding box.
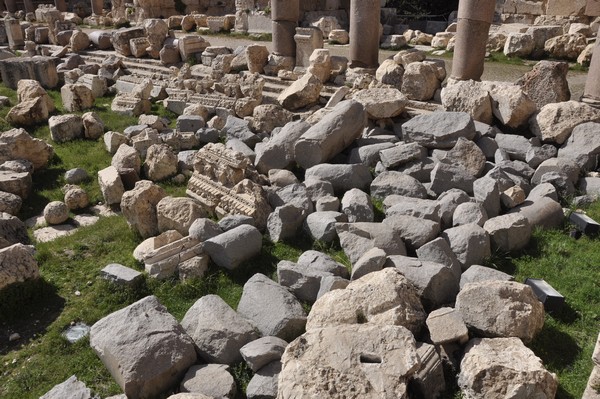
[582,31,600,107]
[271,0,299,57]
[91,0,103,15]
[55,0,67,12]
[450,0,496,81]
[349,0,380,69]
[23,0,34,13]
[5,0,17,14]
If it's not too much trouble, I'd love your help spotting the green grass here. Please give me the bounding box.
[486,201,600,398]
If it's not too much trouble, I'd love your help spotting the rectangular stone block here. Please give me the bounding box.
[0,57,59,89]
[4,18,23,50]
[569,211,600,236]
[100,263,142,286]
[546,0,587,15]
[524,278,565,312]
[294,26,323,68]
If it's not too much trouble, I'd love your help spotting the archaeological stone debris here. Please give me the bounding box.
[0,0,599,398]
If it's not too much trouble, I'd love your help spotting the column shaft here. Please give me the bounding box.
[91,0,103,15]
[55,0,67,12]
[5,0,17,13]
[583,34,600,106]
[450,0,496,81]
[349,0,380,68]
[270,0,299,58]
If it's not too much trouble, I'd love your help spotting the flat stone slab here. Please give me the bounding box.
[32,214,100,242]
[101,263,143,286]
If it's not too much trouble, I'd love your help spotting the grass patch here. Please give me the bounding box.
[487,201,600,398]
[486,51,527,66]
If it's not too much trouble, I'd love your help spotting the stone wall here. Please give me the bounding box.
[496,0,600,23]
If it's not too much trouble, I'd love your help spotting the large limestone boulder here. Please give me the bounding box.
[203,225,263,270]
[17,79,55,113]
[307,268,426,335]
[459,338,558,399]
[61,84,94,112]
[49,114,84,143]
[558,121,600,171]
[156,196,206,235]
[352,88,407,119]
[0,212,29,249]
[401,61,440,101]
[383,214,440,250]
[483,213,531,252]
[6,97,49,126]
[441,80,493,124]
[120,180,167,238]
[375,58,404,89]
[143,144,178,182]
[0,243,38,291]
[278,324,420,398]
[39,375,95,399]
[98,166,125,205]
[43,201,69,225]
[487,83,537,129]
[456,280,545,343]
[530,100,600,144]
[179,364,236,398]
[336,222,407,265]
[277,72,323,111]
[503,32,534,58]
[516,60,570,109]
[402,111,476,149]
[442,223,491,270]
[90,295,197,399]
[544,33,587,60]
[237,273,307,341]
[385,255,459,309]
[112,144,141,174]
[0,128,53,170]
[181,295,259,365]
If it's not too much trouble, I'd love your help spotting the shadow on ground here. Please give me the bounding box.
[0,278,65,355]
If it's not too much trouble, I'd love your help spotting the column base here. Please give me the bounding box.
[580,95,600,109]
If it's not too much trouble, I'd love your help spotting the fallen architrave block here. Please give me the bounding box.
[524,278,565,312]
[144,236,203,279]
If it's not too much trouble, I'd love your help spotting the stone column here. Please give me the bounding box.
[271,0,299,57]
[55,0,67,12]
[5,0,17,14]
[349,0,380,69]
[450,0,496,81]
[582,31,600,107]
[91,0,103,15]
[23,0,34,13]
[5,17,24,49]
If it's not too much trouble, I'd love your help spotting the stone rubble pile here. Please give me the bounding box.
[34,51,600,397]
[1,5,599,399]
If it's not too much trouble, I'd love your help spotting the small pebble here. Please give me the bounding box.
[9,333,20,342]
[74,290,81,296]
